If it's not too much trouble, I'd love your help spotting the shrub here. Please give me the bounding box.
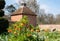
[0,0,9,34]
[7,16,41,41]
[0,0,5,9]
[0,17,9,34]
[1,16,60,41]
[0,10,4,17]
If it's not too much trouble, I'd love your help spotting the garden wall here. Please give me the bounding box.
[39,24,60,30]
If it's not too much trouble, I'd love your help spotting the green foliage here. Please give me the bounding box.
[0,0,9,34]
[0,0,5,9]
[1,16,60,41]
[0,10,4,17]
[5,5,16,13]
[1,31,60,41]
[0,17,9,34]
[7,16,41,41]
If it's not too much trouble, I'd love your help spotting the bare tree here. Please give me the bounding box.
[55,14,60,24]
[17,0,39,14]
[37,11,55,24]
[27,0,39,14]
[46,14,55,24]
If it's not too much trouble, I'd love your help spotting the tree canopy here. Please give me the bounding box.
[0,0,5,9]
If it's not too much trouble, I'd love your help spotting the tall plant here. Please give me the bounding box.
[0,0,9,34]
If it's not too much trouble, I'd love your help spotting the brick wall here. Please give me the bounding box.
[23,15,37,26]
[39,24,60,30]
[11,15,22,22]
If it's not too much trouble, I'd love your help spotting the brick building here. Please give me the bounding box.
[11,3,37,26]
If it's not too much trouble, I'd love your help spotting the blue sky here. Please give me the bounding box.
[5,0,60,15]
[38,0,60,15]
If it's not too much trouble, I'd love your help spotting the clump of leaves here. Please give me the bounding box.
[7,16,41,41]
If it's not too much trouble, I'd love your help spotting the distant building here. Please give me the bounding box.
[11,3,37,26]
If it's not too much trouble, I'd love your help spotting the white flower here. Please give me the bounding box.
[32,35,37,37]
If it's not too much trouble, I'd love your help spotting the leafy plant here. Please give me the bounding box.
[7,16,41,41]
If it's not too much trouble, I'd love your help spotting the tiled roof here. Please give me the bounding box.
[11,6,37,16]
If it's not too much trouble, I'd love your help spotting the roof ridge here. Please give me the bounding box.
[11,6,37,16]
